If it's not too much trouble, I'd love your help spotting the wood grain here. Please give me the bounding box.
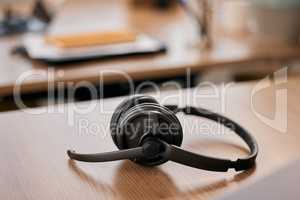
[0,77,300,199]
[0,0,300,96]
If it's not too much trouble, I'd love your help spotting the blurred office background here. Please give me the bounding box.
[0,0,299,111]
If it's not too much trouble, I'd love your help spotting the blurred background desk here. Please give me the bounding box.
[1,77,300,200]
[0,0,300,110]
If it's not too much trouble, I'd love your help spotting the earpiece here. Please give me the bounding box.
[67,95,258,172]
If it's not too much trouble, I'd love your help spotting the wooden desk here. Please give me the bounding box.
[1,78,300,200]
[0,0,300,97]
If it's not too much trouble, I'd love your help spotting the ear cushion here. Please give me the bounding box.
[117,103,183,150]
[116,103,183,166]
[110,95,158,147]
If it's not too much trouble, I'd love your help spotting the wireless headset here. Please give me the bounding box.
[67,95,258,172]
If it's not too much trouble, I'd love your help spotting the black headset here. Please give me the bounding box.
[67,95,258,172]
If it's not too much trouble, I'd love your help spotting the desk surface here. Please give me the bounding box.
[0,0,300,97]
[1,78,300,200]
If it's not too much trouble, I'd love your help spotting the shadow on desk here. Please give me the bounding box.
[68,159,256,200]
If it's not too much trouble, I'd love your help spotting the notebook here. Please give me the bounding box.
[22,33,166,64]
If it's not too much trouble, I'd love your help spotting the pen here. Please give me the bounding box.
[177,0,202,25]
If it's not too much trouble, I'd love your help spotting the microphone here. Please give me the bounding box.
[67,138,168,163]
[67,148,144,163]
